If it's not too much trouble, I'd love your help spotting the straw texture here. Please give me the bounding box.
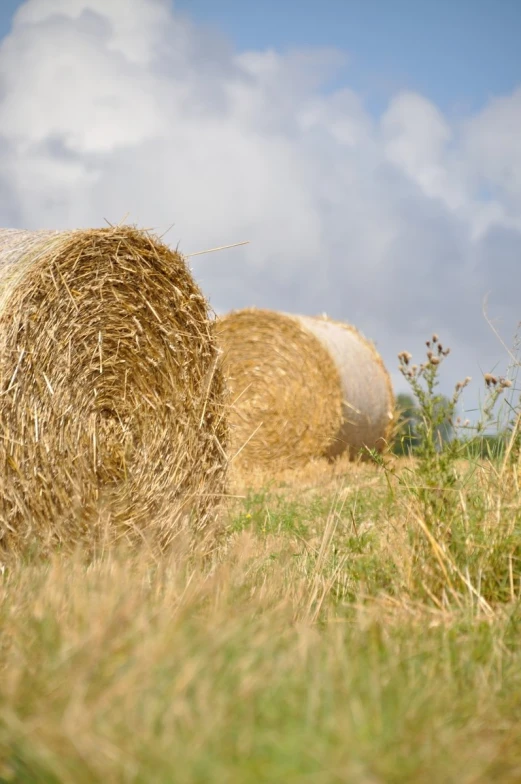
[216,308,394,469]
[0,226,227,555]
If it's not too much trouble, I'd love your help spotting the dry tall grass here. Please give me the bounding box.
[1,452,521,782]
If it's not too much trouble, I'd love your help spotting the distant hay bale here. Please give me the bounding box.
[0,226,227,555]
[215,308,394,469]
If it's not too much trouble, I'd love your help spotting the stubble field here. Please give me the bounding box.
[1,449,521,783]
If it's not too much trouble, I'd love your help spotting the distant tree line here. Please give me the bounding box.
[392,393,453,456]
[391,393,510,459]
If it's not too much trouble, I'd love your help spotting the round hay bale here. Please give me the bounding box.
[215,308,394,469]
[0,226,228,555]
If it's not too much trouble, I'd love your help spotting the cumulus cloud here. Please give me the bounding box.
[0,0,520,413]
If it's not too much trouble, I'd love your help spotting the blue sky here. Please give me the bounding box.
[0,1,19,37]
[174,0,521,115]
[2,1,520,115]
[0,0,520,406]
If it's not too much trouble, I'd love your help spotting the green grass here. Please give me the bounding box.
[1,453,521,782]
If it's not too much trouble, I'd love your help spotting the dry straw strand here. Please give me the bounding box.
[186,241,250,258]
[215,308,394,470]
[0,226,228,556]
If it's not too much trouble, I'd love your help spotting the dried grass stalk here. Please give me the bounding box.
[0,226,227,556]
[215,308,394,469]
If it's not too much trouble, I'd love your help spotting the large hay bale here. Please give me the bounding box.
[0,226,227,555]
[215,308,394,469]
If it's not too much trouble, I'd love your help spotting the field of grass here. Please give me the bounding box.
[2,446,521,783]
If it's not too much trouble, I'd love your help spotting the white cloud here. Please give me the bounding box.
[382,92,454,198]
[463,89,521,206]
[14,0,172,64]
[0,0,520,413]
